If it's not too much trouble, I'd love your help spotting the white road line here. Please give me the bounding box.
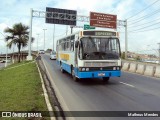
[36,62,55,120]
[119,82,135,88]
[42,58,75,120]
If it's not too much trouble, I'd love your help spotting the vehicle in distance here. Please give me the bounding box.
[50,51,56,60]
[39,50,45,54]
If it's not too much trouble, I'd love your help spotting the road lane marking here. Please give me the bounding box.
[42,58,75,120]
[42,59,70,111]
[36,62,55,120]
[119,82,135,88]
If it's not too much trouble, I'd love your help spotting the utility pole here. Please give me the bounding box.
[43,29,47,51]
[125,19,128,59]
[158,43,160,64]
[27,8,33,60]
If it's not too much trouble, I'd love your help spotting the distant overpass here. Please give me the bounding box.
[0,51,37,62]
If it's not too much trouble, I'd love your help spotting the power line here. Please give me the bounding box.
[128,17,160,28]
[129,25,160,33]
[128,8,160,25]
[129,21,160,32]
[127,0,160,20]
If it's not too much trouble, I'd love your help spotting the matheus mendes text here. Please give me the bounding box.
[128,112,159,117]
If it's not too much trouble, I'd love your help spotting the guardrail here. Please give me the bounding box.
[122,60,160,78]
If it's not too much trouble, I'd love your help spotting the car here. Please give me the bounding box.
[50,51,56,60]
[39,50,45,54]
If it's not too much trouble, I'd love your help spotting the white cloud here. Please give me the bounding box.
[0,0,160,56]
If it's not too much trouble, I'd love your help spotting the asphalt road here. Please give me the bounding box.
[41,54,160,120]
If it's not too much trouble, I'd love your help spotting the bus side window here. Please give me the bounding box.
[70,41,74,51]
[79,41,83,59]
[62,43,65,51]
[70,35,75,51]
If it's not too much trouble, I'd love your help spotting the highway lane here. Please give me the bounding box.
[41,54,160,120]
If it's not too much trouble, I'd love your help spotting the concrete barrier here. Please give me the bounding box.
[136,64,145,74]
[144,65,155,76]
[128,63,137,73]
[154,66,160,78]
[122,63,130,71]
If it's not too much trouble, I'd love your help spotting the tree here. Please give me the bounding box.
[136,56,141,61]
[4,23,34,63]
[121,52,125,59]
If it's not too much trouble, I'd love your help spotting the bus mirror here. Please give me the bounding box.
[75,41,79,48]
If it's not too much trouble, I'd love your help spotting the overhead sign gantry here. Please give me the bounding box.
[27,8,127,60]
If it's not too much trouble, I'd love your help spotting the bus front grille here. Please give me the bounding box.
[84,62,118,67]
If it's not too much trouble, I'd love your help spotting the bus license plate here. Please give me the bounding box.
[98,73,105,76]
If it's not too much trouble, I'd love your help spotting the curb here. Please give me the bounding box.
[36,61,55,120]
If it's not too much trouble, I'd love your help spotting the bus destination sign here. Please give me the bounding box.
[83,31,116,36]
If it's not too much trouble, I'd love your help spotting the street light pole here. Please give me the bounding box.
[158,43,160,64]
[5,41,8,67]
[43,29,47,51]
[66,25,68,35]
[27,8,33,60]
[53,25,55,51]
[125,19,128,59]
[37,33,39,52]
[0,32,8,67]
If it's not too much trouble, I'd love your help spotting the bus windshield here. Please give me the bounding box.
[80,37,120,60]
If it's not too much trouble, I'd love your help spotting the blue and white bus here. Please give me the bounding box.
[56,30,121,82]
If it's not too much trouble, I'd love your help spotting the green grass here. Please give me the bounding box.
[0,61,49,119]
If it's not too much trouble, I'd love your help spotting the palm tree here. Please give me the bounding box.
[4,23,34,63]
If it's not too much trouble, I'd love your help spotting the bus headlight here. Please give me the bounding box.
[117,67,120,70]
[113,67,116,70]
[82,68,86,71]
[86,68,89,71]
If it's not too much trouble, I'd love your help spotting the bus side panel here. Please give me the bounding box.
[57,51,75,74]
[62,61,72,74]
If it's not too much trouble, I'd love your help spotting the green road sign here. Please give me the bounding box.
[84,24,95,30]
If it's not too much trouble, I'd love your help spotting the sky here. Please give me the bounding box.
[0,0,160,56]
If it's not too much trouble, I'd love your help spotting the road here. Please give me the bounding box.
[41,54,160,120]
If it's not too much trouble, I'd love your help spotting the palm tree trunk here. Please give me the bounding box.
[18,43,21,63]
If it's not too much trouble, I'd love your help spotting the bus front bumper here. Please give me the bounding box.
[76,70,121,79]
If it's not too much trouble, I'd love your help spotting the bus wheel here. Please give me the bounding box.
[60,64,64,73]
[103,77,110,82]
[72,69,78,82]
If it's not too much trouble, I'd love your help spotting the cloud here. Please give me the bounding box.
[0,0,160,56]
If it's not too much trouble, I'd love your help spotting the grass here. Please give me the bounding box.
[0,61,49,120]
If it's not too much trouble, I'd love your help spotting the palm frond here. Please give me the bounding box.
[4,22,31,51]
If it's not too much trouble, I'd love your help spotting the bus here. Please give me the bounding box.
[56,30,121,82]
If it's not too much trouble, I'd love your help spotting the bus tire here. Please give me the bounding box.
[103,77,110,82]
[71,68,78,82]
[60,63,64,73]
